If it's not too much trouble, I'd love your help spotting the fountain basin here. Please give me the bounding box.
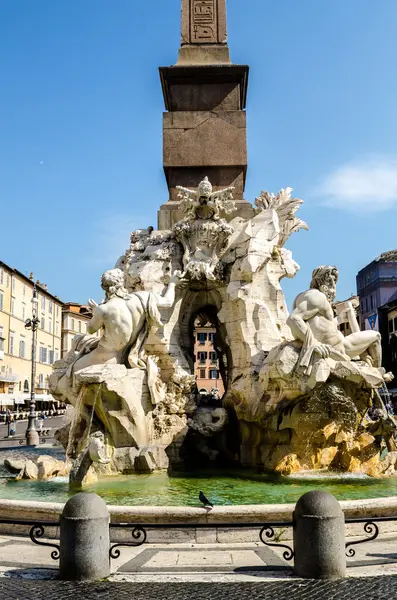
[1,470,397,542]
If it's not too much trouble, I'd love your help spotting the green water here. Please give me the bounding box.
[2,470,397,506]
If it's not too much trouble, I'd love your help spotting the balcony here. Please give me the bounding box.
[36,382,49,391]
[0,374,20,383]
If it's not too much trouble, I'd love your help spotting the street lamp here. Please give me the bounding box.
[24,285,40,446]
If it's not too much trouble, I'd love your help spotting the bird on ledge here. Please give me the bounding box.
[199,491,214,508]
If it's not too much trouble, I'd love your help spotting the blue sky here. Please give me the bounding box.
[1,0,397,307]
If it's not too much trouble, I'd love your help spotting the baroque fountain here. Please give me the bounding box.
[3,0,397,510]
[32,178,395,493]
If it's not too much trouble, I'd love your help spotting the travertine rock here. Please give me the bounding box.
[23,460,39,480]
[3,455,69,481]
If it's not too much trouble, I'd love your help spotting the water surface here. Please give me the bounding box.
[1,470,397,506]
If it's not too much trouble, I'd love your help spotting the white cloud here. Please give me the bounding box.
[317,156,397,212]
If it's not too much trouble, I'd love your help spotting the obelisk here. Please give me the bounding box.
[158,0,254,230]
[178,0,230,65]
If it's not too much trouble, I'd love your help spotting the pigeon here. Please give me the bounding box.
[199,491,213,508]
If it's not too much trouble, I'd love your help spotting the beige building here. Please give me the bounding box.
[62,302,94,357]
[0,261,63,410]
[335,296,361,336]
[193,317,225,396]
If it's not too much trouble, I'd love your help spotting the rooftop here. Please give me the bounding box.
[375,250,397,263]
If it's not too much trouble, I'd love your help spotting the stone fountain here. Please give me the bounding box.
[45,179,396,486]
[9,0,395,488]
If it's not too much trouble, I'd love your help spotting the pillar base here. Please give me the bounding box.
[26,430,40,447]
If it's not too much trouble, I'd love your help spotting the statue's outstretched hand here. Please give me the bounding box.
[88,298,98,310]
[313,344,331,359]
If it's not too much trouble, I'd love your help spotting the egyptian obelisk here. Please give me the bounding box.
[158,0,254,229]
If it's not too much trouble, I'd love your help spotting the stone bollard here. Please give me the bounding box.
[293,490,346,579]
[60,492,110,581]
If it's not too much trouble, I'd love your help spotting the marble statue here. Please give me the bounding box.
[288,265,384,374]
[51,267,181,407]
[50,174,397,486]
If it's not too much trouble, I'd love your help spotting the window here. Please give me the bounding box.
[41,316,45,331]
[370,295,374,310]
[23,285,26,297]
[0,326,4,352]
[199,369,206,379]
[0,291,3,311]
[209,369,218,379]
[19,337,25,358]
[0,268,3,285]
[208,332,215,343]
[41,295,46,310]
[49,300,53,314]
[197,351,207,364]
[11,276,15,293]
[56,306,59,318]
[55,322,59,336]
[23,379,29,393]
[22,303,26,321]
[197,332,207,344]
[54,349,59,362]
[6,273,9,287]
[49,318,52,333]
[10,298,15,315]
[40,346,47,363]
[209,351,217,363]
[38,374,44,388]
[9,332,14,355]
[49,349,54,364]
[78,321,82,333]
[71,319,75,331]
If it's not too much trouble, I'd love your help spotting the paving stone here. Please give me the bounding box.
[146,551,179,568]
[231,551,265,567]
[1,578,397,599]
[177,551,232,567]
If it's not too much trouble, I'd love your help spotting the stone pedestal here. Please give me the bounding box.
[60,493,110,581]
[293,491,346,579]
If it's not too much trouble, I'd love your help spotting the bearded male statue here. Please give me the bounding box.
[287,265,383,376]
[50,267,181,407]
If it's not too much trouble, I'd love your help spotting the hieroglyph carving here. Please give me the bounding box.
[191,0,217,42]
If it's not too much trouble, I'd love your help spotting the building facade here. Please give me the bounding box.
[379,290,397,399]
[334,296,361,336]
[357,250,397,331]
[0,261,63,409]
[62,303,94,357]
[193,318,225,396]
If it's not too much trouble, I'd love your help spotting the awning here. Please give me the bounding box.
[0,395,15,406]
[0,393,57,405]
[19,394,56,403]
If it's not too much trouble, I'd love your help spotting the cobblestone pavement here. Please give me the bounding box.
[1,578,397,599]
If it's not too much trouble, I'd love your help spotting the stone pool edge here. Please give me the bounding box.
[0,496,395,542]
